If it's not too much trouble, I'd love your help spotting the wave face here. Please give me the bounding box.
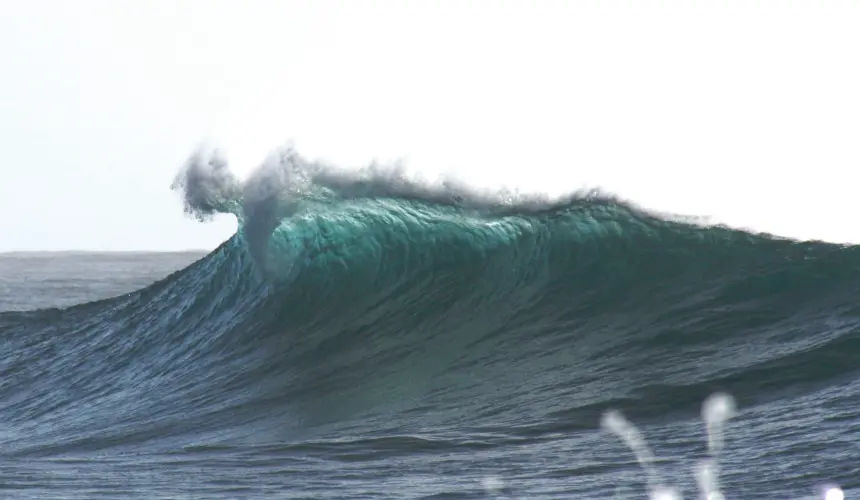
[2,148,859,498]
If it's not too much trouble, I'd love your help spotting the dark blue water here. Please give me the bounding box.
[0,148,856,498]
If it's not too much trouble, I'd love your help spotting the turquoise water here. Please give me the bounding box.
[0,148,855,498]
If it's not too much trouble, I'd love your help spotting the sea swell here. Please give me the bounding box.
[2,147,860,496]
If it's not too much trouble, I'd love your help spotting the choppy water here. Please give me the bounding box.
[0,148,857,499]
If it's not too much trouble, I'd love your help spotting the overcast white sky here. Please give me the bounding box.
[1,0,858,251]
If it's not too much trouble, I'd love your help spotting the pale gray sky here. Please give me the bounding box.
[1,0,859,251]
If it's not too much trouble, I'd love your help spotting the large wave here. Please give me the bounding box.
[2,146,859,496]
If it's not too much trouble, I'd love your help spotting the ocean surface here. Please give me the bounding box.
[1,148,858,499]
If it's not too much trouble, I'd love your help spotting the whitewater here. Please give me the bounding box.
[0,146,856,498]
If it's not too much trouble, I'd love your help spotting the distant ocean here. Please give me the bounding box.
[0,148,856,499]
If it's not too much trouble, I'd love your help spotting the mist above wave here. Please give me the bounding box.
[169,146,619,222]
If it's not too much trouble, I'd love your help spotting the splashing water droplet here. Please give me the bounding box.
[702,393,736,457]
[702,393,736,423]
[604,393,739,499]
[601,409,665,493]
[824,486,844,500]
